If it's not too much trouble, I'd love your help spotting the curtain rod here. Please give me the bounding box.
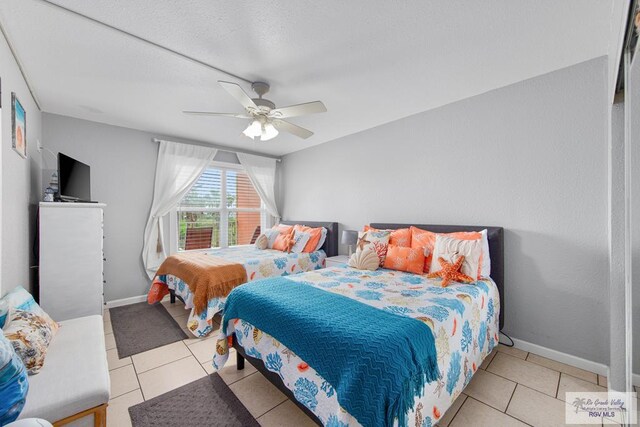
[152,138,282,162]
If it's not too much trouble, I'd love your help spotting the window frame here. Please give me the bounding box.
[169,161,268,253]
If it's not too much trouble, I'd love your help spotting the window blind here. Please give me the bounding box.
[177,165,265,251]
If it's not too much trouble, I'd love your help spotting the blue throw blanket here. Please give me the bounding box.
[223,276,439,427]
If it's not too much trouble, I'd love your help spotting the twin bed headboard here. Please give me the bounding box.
[279,221,339,258]
[371,223,505,331]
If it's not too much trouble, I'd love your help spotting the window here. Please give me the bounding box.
[174,164,266,251]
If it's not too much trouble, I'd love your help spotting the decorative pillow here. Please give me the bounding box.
[0,287,58,333]
[0,331,29,423]
[293,225,325,253]
[430,235,483,279]
[272,231,294,252]
[348,249,379,271]
[365,226,411,247]
[273,224,294,235]
[290,230,311,253]
[0,299,8,329]
[410,227,437,273]
[4,310,56,375]
[479,229,491,277]
[411,227,488,276]
[383,245,425,274]
[254,234,268,250]
[263,229,280,249]
[314,227,328,252]
[356,230,391,267]
[427,255,475,287]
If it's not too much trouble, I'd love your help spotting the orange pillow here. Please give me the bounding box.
[272,230,294,252]
[273,224,293,235]
[383,245,425,275]
[410,227,437,273]
[293,224,324,253]
[364,226,411,247]
[410,227,483,274]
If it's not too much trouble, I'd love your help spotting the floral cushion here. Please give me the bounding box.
[3,310,56,375]
[356,230,390,267]
[364,226,411,247]
[0,286,58,334]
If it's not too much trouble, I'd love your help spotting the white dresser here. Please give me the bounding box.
[39,202,105,321]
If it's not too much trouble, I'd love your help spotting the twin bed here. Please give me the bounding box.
[149,222,505,426]
[149,221,339,336]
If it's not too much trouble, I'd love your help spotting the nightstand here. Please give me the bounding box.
[325,255,350,268]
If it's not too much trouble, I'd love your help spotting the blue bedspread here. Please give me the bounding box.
[223,276,439,427]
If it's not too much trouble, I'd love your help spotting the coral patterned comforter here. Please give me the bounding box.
[158,246,326,337]
[213,265,500,427]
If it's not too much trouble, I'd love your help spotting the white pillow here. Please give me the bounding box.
[291,230,311,253]
[313,227,328,252]
[430,234,483,279]
[479,229,491,277]
[264,229,280,249]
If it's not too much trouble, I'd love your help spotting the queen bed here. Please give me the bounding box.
[149,221,339,336]
[213,223,504,427]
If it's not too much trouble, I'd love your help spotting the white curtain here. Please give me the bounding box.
[237,152,280,224]
[142,140,217,279]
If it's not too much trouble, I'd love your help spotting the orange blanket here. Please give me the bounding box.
[155,252,247,315]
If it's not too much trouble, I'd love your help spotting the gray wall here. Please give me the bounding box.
[1,32,42,296]
[42,113,240,302]
[281,57,610,364]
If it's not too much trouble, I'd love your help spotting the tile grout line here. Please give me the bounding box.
[442,393,467,426]
[503,383,518,414]
[524,355,599,385]
[255,398,290,421]
[130,357,146,401]
[487,351,599,390]
[135,353,194,375]
[108,365,140,400]
[465,396,534,427]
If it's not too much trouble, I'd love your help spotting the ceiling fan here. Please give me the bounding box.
[183,81,327,141]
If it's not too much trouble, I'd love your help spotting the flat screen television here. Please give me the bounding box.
[58,152,92,202]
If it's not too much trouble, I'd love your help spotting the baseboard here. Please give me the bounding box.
[511,337,608,376]
[511,337,640,387]
[105,294,147,308]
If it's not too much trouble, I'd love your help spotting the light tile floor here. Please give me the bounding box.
[104,302,636,427]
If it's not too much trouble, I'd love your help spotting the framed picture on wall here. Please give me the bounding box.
[12,92,26,158]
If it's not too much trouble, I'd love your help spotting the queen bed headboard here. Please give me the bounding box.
[371,223,505,330]
[279,221,339,258]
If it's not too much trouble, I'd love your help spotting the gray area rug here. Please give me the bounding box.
[129,374,259,427]
[110,302,188,358]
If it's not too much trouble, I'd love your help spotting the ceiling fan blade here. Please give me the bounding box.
[183,111,251,119]
[273,119,314,139]
[270,101,327,119]
[218,81,257,111]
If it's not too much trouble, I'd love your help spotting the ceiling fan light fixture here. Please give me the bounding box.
[242,119,262,139]
[261,122,279,141]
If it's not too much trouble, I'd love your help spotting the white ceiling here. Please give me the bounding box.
[0,1,624,156]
